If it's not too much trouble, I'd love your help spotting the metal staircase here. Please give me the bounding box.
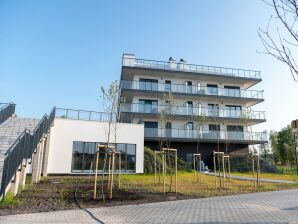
[0,103,55,198]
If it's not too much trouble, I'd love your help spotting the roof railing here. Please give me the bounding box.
[55,108,116,122]
[122,55,262,79]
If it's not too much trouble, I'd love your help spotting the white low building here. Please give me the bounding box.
[45,110,144,175]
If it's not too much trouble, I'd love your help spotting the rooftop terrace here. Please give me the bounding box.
[122,54,262,80]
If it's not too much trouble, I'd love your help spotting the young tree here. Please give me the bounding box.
[158,92,176,191]
[158,92,176,151]
[98,80,123,200]
[193,112,209,154]
[240,108,256,151]
[259,0,298,81]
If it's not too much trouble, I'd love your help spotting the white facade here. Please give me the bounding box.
[120,54,267,144]
[46,118,144,174]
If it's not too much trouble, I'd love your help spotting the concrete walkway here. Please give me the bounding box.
[1,188,298,223]
[207,172,297,184]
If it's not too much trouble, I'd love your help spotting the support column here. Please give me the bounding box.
[19,163,28,189]
[37,138,45,182]
[42,132,51,177]
[9,170,20,196]
[31,142,42,184]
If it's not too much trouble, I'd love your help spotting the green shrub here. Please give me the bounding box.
[230,155,280,173]
[0,193,15,206]
[144,147,186,173]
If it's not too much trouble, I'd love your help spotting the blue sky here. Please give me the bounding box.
[0,0,297,132]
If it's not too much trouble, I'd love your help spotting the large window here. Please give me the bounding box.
[207,84,218,95]
[224,86,240,97]
[71,142,136,173]
[225,105,242,118]
[139,78,158,91]
[139,99,158,113]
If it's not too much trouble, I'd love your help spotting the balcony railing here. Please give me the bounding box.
[123,56,262,79]
[144,128,267,142]
[121,80,263,99]
[121,103,266,120]
[55,108,115,122]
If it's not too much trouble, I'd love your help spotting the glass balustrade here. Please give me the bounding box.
[121,80,263,99]
[144,128,267,141]
[121,103,266,120]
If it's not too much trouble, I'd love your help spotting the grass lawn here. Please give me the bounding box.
[1,172,297,216]
[231,172,298,181]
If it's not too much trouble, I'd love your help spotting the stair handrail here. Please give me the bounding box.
[0,106,56,198]
[4,129,29,156]
[0,103,16,124]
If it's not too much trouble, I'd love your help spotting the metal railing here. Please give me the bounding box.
[123,56,262,79]
[0,107,56,198]
[55,108,115,122]
[121,80,263,99]
[144,128,267,142]
[0,103,16,124]
[121,103,266,120]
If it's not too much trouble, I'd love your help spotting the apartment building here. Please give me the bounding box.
[120,54,267,163]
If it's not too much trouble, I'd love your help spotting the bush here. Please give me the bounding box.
[144,147,186,173]
[230,155,280,173]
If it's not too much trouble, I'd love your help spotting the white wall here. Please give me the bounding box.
[47,118,144,174]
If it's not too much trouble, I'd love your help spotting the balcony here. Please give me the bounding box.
[121,80,263,100]
[121,103,266,121]
[122,55,262,80]
[144,128,267,143]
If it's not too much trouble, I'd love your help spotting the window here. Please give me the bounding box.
[196,102,202,115]
[185,101,193,115]
[227,125,243,132]
[209,124,220,131]
[82,142,96,172]
[224,86,240,97]
[165,122,172,129]
[72,142,84,172]
[126,144,136,171]
[139,78,158,91]
[165,80,171,91]
[139,99,158,113]
[225,105,242,118]
[143,121,158,138]
[227,126,244,140]
[71,142,136,173]
[185,81,192,93]
[195,81,202,93]
[185,122,194,130]
[208,104,219,117]
[207,84,218,95]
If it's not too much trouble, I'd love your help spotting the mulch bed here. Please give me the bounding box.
[0,177,192,216]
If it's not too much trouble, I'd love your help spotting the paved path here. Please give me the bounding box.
[207,172,297,184]
[1,189,298,223]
